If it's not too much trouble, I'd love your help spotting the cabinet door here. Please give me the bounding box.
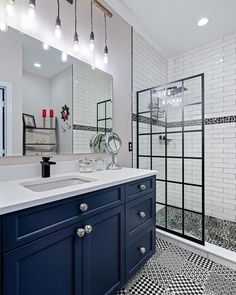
[3,223,83,295]
[83,206,124,295]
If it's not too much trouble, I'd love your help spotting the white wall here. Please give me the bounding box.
[1,0,132,166]
[168,33,236,222]
[50,66,73,155]
[0,33,22,155]
[23,71,51,126]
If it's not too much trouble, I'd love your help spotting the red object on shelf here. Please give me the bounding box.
[49,109,54,118]
[42,109,47,118]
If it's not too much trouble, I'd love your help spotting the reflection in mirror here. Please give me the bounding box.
[0,27,112,157]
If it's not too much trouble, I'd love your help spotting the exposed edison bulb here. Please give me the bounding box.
[28,6,35,19]
[55,16,61,39]
[61,52,68,62]
[0,21,8,32]
[43,43,49,50]
[73,33,79,53]
[89,31,95,51]
[6,0,15,18]
[103,45,108,64]
[55,25,61,39]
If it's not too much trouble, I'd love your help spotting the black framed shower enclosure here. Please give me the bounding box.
[136,73,205,245]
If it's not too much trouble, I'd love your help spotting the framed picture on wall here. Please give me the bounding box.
[22,113,36,128]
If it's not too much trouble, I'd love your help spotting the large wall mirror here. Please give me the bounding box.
[0,27,113,157]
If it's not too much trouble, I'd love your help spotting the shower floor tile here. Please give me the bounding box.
[156,207,236,252]
[117,239,236,295]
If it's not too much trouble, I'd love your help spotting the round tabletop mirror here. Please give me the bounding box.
[105,132,122,170]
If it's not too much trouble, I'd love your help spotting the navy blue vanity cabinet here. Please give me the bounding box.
[1,176,156,295]
[3,222,83,295]
[82,206,124,295]
[125,177,156,281]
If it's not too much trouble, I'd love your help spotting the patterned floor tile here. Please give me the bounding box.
[143,258,175,287]
[181,261,211,286]
[156,239,171,250]
[204,264,236,295]
[167,274,205,295]
[117,239,236,295]
[187,253,215,270]
[128,275,166,295]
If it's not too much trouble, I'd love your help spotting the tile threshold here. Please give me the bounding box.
[156,229,236,270]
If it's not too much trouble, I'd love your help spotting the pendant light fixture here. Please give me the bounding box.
[89,2,95,51]
[73,0,79,53]
[103,14,108,64]
[6,0,15,18]
[54,0,61,39]
[28,0,36,19]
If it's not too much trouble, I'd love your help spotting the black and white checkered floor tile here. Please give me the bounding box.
[117,239,236,295]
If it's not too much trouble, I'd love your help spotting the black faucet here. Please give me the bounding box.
[40,157,56,178]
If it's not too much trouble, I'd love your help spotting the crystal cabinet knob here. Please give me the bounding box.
[84,225,93,234]
[80,203,88,212]
[139,184,146,191]
[139,247,146,254]
[77,228,85,238]
[139,211,146,219]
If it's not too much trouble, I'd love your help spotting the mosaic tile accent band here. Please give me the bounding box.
[133,113,236,127]
[73,124,112,133]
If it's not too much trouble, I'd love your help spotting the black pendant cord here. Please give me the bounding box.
[74,0,78,35]
[57,0,60,18]
[91,2,93,32]
[104,14,107,46]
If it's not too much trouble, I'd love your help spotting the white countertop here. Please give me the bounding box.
[0,168,156,215]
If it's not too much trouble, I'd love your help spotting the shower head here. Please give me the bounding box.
[166,86,188,96]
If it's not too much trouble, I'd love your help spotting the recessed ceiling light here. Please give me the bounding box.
[34,63,41,68]
[197,17,209,27]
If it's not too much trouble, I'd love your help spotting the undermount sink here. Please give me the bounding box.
[21,176,95,192]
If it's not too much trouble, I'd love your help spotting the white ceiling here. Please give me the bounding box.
[104,0,236,58]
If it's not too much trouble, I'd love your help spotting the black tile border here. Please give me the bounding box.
[73,124,112,133]
[132,114,236,127]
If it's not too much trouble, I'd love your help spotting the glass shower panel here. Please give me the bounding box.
[183,76,202,105]
[156,204,166,227]
[152,135,165,157]
[137,74,204,245]
[184,185,202,213]
[152,158,165,180]
[167,182,182,207]
[184,211,203,240]
[184,104,202,131]
[184,159,202,185]
[167,206,182,233]
[167,158,182,182]
[138,135,151,156]
[167,132,182,157]
[156,180,165,203]
[138,156,151,170]
[184,132,202,158]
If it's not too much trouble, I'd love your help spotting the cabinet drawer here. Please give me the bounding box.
[2,185,124,252]
[126,226,155,280]
[126,193,155,240]
[126,177,155,201]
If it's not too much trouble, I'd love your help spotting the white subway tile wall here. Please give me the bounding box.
[168,33,236,222]
[133,29,168,167]
[133,30,236,223]
[73,63,113,154]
